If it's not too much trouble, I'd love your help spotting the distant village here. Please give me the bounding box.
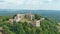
[8,12,45,27]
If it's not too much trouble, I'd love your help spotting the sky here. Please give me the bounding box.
[0,0,60,10]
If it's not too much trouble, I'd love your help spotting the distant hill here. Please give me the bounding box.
[0,10,60,22]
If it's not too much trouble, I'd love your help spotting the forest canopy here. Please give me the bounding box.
[0,14,59,34]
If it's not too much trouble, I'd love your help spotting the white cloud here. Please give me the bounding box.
[5,0,25,5]
[48,0,53,2]
[0,0,25,9]
[0,0,41,9]
[0,0,60,10]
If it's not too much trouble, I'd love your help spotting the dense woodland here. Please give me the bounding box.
[0,14,59,34]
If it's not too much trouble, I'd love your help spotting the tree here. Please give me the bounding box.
[3,25,15,34]
[35,14,41,20]
[17,23,25,34]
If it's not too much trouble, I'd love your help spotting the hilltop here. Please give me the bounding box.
[0,13,59,34]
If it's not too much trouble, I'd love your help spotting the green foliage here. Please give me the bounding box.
[3,25,15,34]
[35,14,40,20]
[2,20,59,34]
[13,14,17,19]
[40,19,59,34]
[0,15,59,34]
[35,14,43,20]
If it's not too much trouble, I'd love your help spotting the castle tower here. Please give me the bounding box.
[28,11,34,20]
[26,11,32,20]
